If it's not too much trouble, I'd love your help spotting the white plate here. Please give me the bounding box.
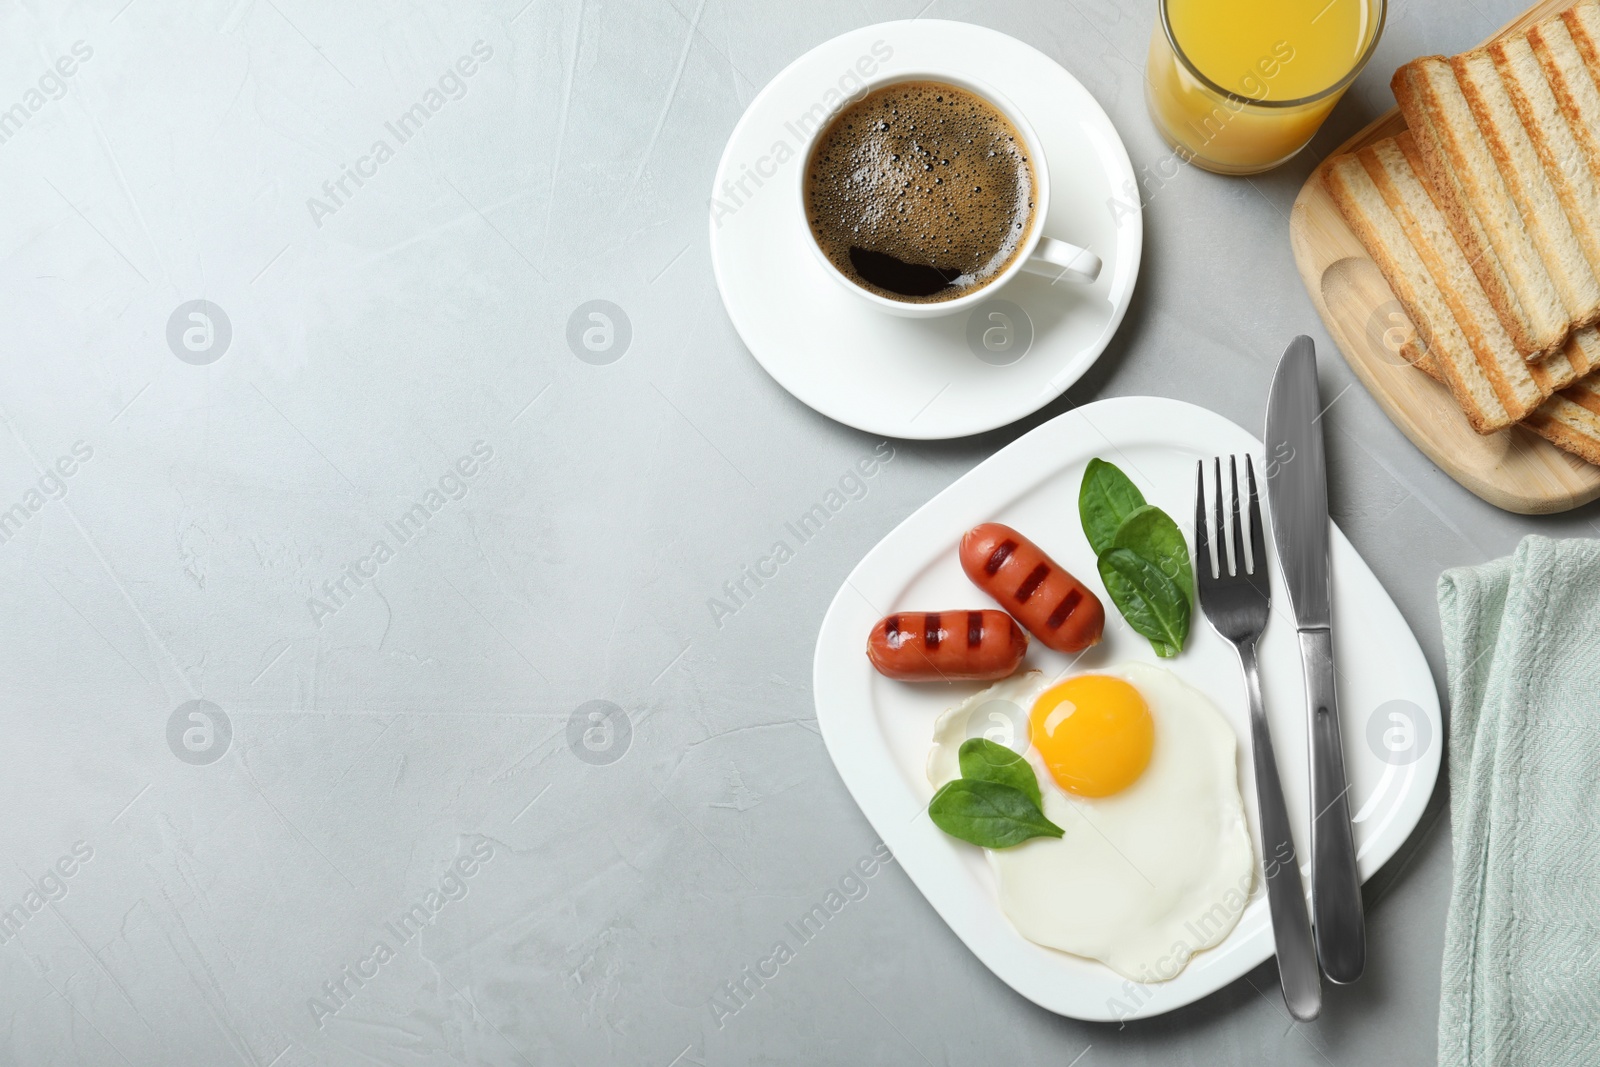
[812,397,1441,1021]
[708,21,1141,440]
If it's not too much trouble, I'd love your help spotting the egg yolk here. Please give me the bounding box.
[1029,675,1154,797]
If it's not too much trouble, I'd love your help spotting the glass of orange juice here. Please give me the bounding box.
[1146,0,1386,174]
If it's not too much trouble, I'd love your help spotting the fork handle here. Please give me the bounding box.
[1237,638,1321,1021]
[1300,627,1366,984]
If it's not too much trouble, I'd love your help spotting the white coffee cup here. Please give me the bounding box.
[798,70,1101,319]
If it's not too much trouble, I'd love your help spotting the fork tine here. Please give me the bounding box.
[1229,456,1244,579]
[1245,454,1265,576]
[1194,460,1212,580]
[1212,457,1226,576]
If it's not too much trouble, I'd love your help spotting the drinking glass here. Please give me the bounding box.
[1145,0,1387,175]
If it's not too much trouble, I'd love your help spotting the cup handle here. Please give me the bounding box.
[1021,237,1101,285]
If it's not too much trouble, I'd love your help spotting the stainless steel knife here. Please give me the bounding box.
[1263,336,1365,984]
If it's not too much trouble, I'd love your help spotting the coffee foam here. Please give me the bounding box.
[805,80,1035,302]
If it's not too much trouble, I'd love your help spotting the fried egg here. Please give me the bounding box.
[928,663,1255,981]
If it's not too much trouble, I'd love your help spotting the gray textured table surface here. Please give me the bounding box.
[0,0,1579,1064]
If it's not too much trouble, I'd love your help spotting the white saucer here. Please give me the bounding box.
[709,20,1141,440]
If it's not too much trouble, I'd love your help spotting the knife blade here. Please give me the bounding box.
[1264,336,1366,985]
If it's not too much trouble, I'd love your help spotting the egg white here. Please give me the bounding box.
[926,670,1050,785]
[929,662,1256,981]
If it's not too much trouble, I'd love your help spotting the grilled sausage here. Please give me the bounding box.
[959,523,1104,653]
[866,610,1027,681]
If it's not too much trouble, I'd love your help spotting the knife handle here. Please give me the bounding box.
[1300,627,1365,983]
[1237,638,1321,1021]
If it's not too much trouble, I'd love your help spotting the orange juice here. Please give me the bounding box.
[1146,0,1384,173]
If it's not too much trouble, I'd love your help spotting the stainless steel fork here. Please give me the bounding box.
[1195,456,1321,1022]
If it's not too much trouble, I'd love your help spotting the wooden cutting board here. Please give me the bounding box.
[1289,0,1600,514]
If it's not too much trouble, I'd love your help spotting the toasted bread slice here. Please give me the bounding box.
[1324,132,1595,433]
[1409,332,1600,464]
[1394,57,1570,356]
[1524,370,1600,465]
[1455,46,1600,329]
[1391,129,1595,395]
[1528,8,1600,190]
[1535,318,1598,391]
[1487,34,1600,304]
[1410,343,1442,381]
[1326,142,1513,431]
[1562,0,1600,76]
[1382,133,1577,417]
[1455,47,1600,330]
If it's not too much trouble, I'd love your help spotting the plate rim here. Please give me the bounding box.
[810,395,1443,1020]
[708,18,1143,441]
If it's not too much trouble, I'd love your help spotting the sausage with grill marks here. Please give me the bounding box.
[866,610,1027,681]
[958,523,1104,654]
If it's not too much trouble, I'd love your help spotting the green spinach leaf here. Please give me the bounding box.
[958,737,1042,808]
[928,779,1064,848]
[1079,458,1146,555]
[1113,504,1194,602]
[1098,547,1191,658]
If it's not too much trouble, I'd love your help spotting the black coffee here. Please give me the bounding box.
[804,80,1036,303]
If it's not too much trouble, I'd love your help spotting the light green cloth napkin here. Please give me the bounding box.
[1437,535,1600,1067]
